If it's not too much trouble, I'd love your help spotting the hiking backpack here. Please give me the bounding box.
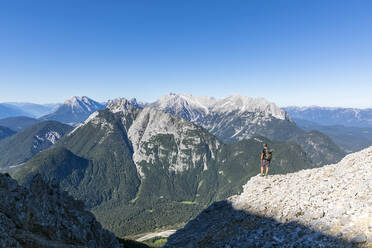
[264,149,273,161]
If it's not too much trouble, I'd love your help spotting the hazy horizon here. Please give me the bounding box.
[1,93,372,109]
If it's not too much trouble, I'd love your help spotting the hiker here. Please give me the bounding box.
[260,143,273,177]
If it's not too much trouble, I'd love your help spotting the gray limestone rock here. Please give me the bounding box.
[165,146,372,247]
[0,173,122,248]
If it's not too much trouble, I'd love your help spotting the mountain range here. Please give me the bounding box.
[294,118,372,153]
[4,93,370,241]
[0,103,31,119]
[284,106,372,128]
[150,93,345,166]
[14,98,317,238]
[0,116,41,132]
[0,102,59,119]
[0,96,105,127]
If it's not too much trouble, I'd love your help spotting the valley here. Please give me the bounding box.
[1,94,370,245]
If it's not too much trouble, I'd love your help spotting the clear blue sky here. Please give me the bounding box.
[1,0,371,107]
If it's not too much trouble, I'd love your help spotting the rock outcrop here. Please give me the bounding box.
[0,173,121,248]
[165,146,372,247]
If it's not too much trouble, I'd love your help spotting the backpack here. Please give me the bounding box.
[264,149,273,161]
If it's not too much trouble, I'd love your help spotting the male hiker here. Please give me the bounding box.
[260,143,273,177]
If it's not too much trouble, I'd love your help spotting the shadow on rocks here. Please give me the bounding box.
[164,200,359,248]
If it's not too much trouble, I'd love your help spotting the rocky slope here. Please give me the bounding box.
[150,93,346,166]
[0,173,121,248]
[150,93,294,142]
[165,146,372,247]
[0,121,73,172]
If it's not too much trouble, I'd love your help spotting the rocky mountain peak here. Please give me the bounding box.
[151,93,291,127]
[64,96,96,109]
[62,96,105,115]
[107,97,139,114]
[40,96,106,125]
[212,94,289,120]
[0,173,121,247]
[128,107,221,177]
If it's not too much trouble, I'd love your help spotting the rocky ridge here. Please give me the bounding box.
[165,146,372,247]
[151,93,289,122]
[150,93,346,166]
[0,121,73,172]
[0,173,121,248]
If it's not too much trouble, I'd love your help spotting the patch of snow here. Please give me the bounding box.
[152,93,288,122]
[254,137,263,143]
[45,131,61,144]
[63,96,103,114]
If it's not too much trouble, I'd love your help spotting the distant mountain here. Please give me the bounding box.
[284,106,372,128]
[150,93,345,166]
[0,120,73,172]
[150,93,294,142]
[40,96,106,125]
[294,118,372,153]
[3,102,60,118]
[0,116,40,132]
[0,125,16,140]
[14,98,315,237]
[0,103,30,118]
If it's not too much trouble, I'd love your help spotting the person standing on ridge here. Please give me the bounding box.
[260,143,273,177]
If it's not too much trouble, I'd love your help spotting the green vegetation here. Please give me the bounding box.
[0,126,15,140]
[288,130,346,166]
[0,121,72,169]
[14,108,316,238]
[118,239,150,248]
[296,118,372,153]
[181,201,197,205]
[143,237,168,247]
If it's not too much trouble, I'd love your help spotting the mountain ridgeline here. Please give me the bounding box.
[0,116,40,132]
[150,93,345,166]
[14,98,315,237]
[0,121,73,172]
[293,118,372,153]
[284,106,372,128]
